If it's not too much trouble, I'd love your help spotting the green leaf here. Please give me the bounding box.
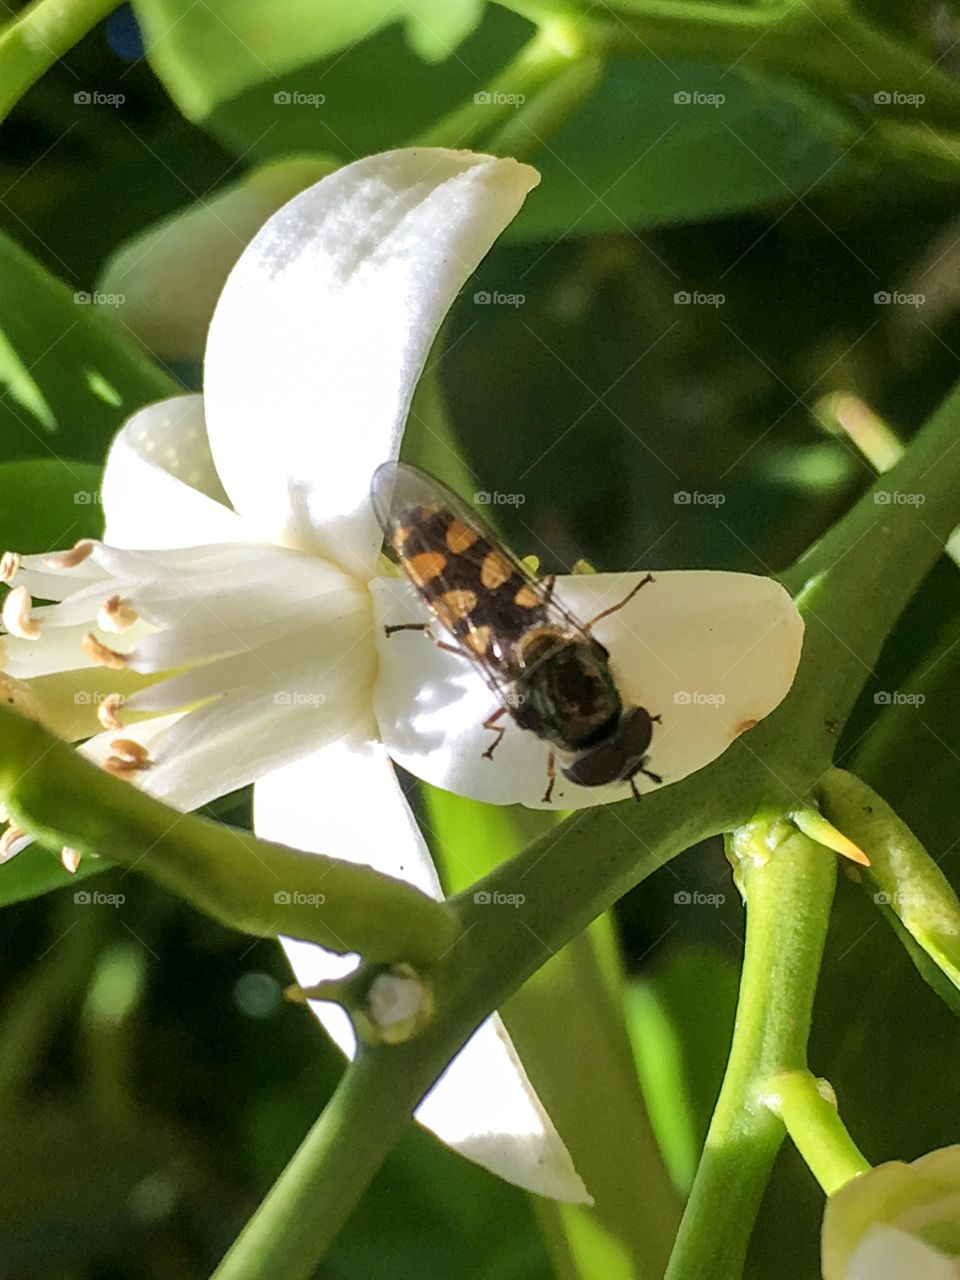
[507,61,855,239]
[0,459,104,552]
[0,844,110,910]
[0,228,175,464]
[132,0,486,121]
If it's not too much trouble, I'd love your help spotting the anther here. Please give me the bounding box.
[0,824,26,863]
[97,693,125,731]
[43,540,95,570]
[81,633,126,670]
[2,586,40,640]
[0,551,21,583]
[97,594,138,633]
[60,846,81,874]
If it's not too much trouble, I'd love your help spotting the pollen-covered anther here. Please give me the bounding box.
[43,539,95,570]
[97,594,139,633]
[97,693,126,731]
[0,551,21,583]
[60,846,81,874]
[2,586,40,640]
[81,632,127,670]
[103,737,152,777]
[0,824,26,864]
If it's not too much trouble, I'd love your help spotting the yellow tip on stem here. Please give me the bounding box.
[790,807,871,867]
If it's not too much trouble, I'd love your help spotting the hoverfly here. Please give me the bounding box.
[371,462,661,804]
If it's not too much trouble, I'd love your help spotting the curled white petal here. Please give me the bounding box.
[372,571,803,809]
[203,149,539,576]
[255,736,588,1202]
[101,397,244,551]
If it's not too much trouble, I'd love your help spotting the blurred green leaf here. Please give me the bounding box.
[0,228,174,464]
[0,844,109,909]
[0,458,103,551]
[133,0,486,121]
[625,945,739,1195]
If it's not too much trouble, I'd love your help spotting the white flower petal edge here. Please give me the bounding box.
[847,1225,957,1280]
[255,735,589,1204]
[202,149,540,575]
[372,571,803,809]
[101,396,244,550]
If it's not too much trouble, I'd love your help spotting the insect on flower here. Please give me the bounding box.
[371,462,662,804]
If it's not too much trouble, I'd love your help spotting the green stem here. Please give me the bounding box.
[820,769,960,994]
[763,1070,870,1195]
[0,0,123,122]
[410,18,587,150]
[211,1052,421,1280]
[664,828,837,1280]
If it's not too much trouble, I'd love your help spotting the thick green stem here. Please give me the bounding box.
[764,1070,870,1195]
[211,1052,421,1280]
[665,829,837,1280]
[0,0,123,122]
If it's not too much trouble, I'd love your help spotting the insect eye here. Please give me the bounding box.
[561,741,624,787]
[620,707,654,759]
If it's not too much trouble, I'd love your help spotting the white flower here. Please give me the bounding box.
[0,148,802,1201]
[823,1147,960,1279]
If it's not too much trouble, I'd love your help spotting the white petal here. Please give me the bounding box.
[255,734,587,1202]
[101,397,244,550]
[847,1226,958,1280]
[97,157,336,361]
[372,571,803,809]
[203,149,539,576]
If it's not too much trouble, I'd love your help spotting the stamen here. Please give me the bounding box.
[97,594,139,633]
[97,693,125,731]
[43,539,95,570]
[2,586,40,640]
[0,824,26,863]
[103,737,152,777]
[60,846,81,874]
[110,737,149,764]
[81,633,126,670]
[0,551,21,583]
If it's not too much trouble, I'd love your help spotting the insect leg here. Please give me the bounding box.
[542,750,557,804]
[481,706,508,760]
[584,573,655,631]
[383,622,460,655]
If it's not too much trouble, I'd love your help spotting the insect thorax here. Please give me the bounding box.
[512,630,622,752]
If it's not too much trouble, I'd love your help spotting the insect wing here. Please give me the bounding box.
[371,461,599,652]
